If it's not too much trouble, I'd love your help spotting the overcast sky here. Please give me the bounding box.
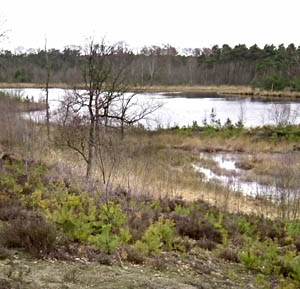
[1,0,300,52]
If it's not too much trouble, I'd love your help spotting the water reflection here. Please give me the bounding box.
[194,152,278,197]
[1,88,300,128]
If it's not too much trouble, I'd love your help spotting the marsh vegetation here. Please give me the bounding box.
[0,87,300,288]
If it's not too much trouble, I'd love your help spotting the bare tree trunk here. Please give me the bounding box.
[45,39,51,141]
[86,117,95,179]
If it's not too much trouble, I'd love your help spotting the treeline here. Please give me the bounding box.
[1,43,300,90]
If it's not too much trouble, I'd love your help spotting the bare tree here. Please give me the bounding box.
[44,37,51,141]
[267,103,299,126]
[56,39,161,179]
[141,46,161,84]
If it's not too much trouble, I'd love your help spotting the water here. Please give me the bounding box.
[194,152,278,197]
[2,88,300,128]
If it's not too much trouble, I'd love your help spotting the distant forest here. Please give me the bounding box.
[1,43,300,90]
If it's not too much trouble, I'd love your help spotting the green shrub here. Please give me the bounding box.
[207,212,229,246]
[143,217,176,254]
[239,245,262,270]
[239,239,280,275]
[88,225,120,254]
[285,221,300,239]
[126,240,149,264]
[0,166,23,196]
[280,251,300,282]
[99,202,127,230]
[237,216,257,239]
[254,274,271,289]
[52,194,97,242]
[53,198,130,253]
[0,160,48,199]
[174,204,190,216]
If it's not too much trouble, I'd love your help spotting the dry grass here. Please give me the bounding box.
[167,134,295,154]
[40,131,283,217]
[134,85,300,99]
[2,111,293,219]
[0,82,70,89]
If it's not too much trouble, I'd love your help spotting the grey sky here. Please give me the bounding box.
[2,0,300,52]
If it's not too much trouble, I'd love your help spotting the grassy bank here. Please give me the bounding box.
[0,90,46,112]
[1,82,300,99]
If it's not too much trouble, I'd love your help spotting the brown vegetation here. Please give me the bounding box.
[2,82,300,99]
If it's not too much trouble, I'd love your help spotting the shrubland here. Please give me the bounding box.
[0,90,300,288]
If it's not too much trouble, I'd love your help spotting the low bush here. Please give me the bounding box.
[217,247,239,263]
[0,198,27,221]
[239,239,281,275]
[0,213,58,258]
[126,240,149,264]
[172,213,222,243]
[88,225,120,254]
[128,211,152,241]
[197,238,217,251]
[279,251,300,282]
[143,217,176,254]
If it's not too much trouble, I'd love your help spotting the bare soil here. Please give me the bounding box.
[0,251,264,289]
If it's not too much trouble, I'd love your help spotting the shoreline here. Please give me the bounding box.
[1,82,300,100]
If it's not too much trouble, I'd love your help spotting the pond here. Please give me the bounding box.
[1,88,300,128]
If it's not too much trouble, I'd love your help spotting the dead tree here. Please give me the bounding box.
[56,39,161,179]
